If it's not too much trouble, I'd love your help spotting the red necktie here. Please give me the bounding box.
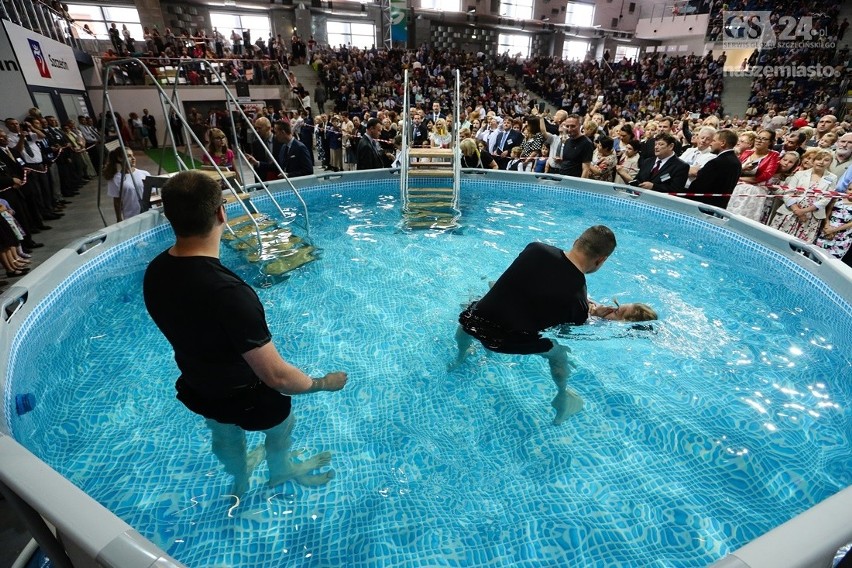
[650,159,661,178]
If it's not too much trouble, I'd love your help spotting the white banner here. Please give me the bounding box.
[2,20,85,91]
[0,26,34,120]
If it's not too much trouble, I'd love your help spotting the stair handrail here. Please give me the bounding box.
[97,57,258,247]
[276,62,311,115]
[167,58,313,240]
[400,68,410,209]
[452,68,461,210]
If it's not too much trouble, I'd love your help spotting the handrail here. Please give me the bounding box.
[277,61,311,115]
[98,58,261,248]
[452,68,461,210]
[164,58,312,240]
[400,68,410,209]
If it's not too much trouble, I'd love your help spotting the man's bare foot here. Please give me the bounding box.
[268,450,334,487]
[552,389,584,424]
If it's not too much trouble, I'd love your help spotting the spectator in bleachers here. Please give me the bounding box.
[769,149,837,242]
[635,133,689,193]
[806,115,838,147]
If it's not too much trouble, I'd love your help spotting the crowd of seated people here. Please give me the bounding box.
[103,26,312,89]
[706,0,841,42]
[511,51,726,122]
[742,46,848,123]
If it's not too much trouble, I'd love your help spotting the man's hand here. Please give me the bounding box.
[313,371,348,391]
[638,181,654,190]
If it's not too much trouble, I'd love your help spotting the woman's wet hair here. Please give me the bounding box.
[624,303,658,322]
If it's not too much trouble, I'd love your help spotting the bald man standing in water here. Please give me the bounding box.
[451,225,616,424]
[144,171,347,494]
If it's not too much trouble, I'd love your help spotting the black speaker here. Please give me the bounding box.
[235,81,250,97]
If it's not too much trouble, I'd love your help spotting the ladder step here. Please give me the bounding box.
[408,187,453,195]
[409,160,453,167]
[231,229,295,250]
[408,170,454,177]
[262,246,318,275]
[408,148,454,158]
[406,200,456,209]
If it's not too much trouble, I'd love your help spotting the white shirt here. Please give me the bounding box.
[107,168,150,220]
[680,146,715,187]
[5,131,42,164]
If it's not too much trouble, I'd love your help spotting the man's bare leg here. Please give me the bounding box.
[539,342,583,424]
[448,325,475,370]
[265,414,335,487]
[206,419,262,495]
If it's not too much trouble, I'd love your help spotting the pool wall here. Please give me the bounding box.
[1,170,851,567]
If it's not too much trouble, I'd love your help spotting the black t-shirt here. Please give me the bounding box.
[473,242,589,333]
[559,135,594,177]
[144,251,290,430]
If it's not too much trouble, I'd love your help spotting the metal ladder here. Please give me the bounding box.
[98,58,317,281]
[399,69,462,231]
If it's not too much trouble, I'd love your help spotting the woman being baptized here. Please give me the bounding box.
[588,299,657,322]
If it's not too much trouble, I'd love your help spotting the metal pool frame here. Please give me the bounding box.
[1,170,851,567]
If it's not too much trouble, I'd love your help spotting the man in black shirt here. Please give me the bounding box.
[143,171,347,494]
[452,225,617,424]
[556,114,593,178]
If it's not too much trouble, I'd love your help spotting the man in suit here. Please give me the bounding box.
[688,129,742,208]
[635,133,689,194]
[494,119,523,168]
[246,117,280,181]
[141,109,158,149]
[356,118,388,170]
[639,117,683,167]
[276,121,314,178]
[428,101,445,124]
[0,131,44,251]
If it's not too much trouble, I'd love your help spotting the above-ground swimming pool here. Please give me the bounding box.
[3,174,852,567]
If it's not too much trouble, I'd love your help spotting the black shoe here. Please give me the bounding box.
[58,200,71,205]
[37,225,52,231]
[23,240,44,249]
[43,213,62,220]
[6,268,29,278]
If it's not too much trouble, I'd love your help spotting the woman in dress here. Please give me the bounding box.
[588,136,617,182]
[103,147,150,223]
[428,118,451,149]
[615,140,642,184]
[761,151,800,224]
[769,149,837,243]
[519,116,545,167]
[815,194,852,259]
[726,129,780,221]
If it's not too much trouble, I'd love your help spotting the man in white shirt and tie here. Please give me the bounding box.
[679,126,717,188]
[430,101,444,124]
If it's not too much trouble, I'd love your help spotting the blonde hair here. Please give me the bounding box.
[810,148,834,163]
[738,131,756,146]
[625,303,658,322]
[205,128,229,154]
[460,137,478,157]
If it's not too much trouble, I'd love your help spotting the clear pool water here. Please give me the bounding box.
[7,178,852,567]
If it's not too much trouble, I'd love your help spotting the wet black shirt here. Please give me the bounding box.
[144,251,290,430]
[473,242,589,333]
